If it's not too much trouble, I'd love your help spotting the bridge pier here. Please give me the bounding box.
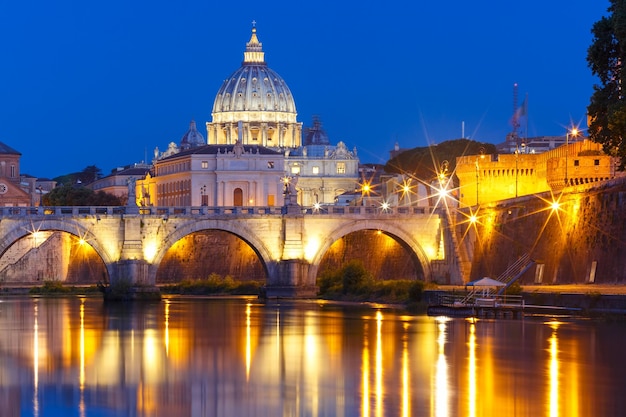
[264,259,318,298]
[104,259,161,301]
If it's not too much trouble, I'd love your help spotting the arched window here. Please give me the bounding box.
[233,188,243,206]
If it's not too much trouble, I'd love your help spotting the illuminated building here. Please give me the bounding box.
[456,138,618,206]
[139,25,358,207]
[286,117,359,206]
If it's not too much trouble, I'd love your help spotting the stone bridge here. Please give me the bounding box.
[0,204,462,297]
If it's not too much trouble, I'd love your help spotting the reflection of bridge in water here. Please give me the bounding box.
[0,205,463,297]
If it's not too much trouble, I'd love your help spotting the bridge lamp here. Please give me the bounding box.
[565,127,579,186]
[380,201,390,212]
[437,187,450,199]
[550,201,560,211]
[469,214,478,224]
[313,202,321,212]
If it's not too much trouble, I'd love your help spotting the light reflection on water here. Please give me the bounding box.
[0,297,624,416]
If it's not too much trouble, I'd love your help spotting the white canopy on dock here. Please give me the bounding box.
[466,277,506,287]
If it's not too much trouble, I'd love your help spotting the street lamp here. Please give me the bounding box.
[360,181,371,206]
[565,128,579,186]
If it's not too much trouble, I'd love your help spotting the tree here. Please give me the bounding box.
[384,138,496,203]
[587,0,626,169]
[53,165,103,186]
[43,184,123,206]
[385,139,496,180]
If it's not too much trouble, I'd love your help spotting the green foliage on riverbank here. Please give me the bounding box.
[28,281,100,295]
[317,260,426,304]
[160,273,263,295]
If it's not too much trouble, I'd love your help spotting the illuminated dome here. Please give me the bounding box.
[212,28,297,115]
[207,25,302,148]
[180,120,205,150]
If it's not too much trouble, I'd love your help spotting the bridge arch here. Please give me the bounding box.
[150,219,277,283]
[308,221,433,284]
[0,218,116,281]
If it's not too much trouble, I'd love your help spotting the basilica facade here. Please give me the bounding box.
[137,25,358,208]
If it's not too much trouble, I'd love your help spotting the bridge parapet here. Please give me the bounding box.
[0,205,437,219]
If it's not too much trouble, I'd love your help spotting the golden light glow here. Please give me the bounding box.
[78,238,86,246]
[548,323,560,417]
[79,301,85,390]
[551,201,560,211]
[143,329,160,383]
[31,231,48,248]
[164,300,170,357]
[469,214,477,223]
[79,299,86,417]
[437,187,449,198]
[246,303,251,381]
[434,318,449,417]
[33,302,39,417]
[304,236,320,262]
[376,311,383,417]
[401,322,410,417]
[143,239,158,263]
[362,322,370,417]
[423,244,437,260]
[468,323,476,417]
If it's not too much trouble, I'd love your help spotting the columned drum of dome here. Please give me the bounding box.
[207,26,302,148]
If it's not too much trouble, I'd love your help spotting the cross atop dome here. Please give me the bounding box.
[244,23,265,65]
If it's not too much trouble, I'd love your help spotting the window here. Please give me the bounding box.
[574,160,579,167]
[201,161,208,169]
[336,162,346,174]
[291,166,300,175]
[267,161,275,169]
[10,165,15,178]
[594,159,600,166]
[312,166,319,174]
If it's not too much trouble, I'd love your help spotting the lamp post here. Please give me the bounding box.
[565,128,579,186]
[361,182,371,206]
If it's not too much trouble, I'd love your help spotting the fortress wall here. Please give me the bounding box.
[464,179,626,284]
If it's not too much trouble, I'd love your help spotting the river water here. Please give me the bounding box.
[0,296,624,417]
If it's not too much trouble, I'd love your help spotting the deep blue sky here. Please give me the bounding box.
[0,0,610,178]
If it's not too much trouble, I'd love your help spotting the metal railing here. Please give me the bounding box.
[438,293,525,308]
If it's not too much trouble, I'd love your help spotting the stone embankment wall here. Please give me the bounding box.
[463,178,626,285]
